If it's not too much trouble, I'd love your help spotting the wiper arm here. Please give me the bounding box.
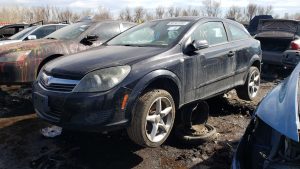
[46,37,57,40]
[122,44,144,47]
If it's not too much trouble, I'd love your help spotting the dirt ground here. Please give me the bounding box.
[0,70,289,169]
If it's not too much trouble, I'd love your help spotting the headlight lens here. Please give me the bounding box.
[0,50,31,62]
[73,66,131,92]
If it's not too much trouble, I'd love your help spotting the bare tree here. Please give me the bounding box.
[245,3,258,21]
[257,5,273,15]
[284,13,289,19]
[134,7,145,23]
[155,6,165,19]
[145,12,154,21]
[94,7,112,21]
[202,0,221,17]
[168,7,175,17]
[174,7,181,17]
[226,6,242,21]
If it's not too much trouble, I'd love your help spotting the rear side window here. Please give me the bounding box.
[91,23,121,42]
[2,27,15,35]
[192,22,228,45]
[56,25,66,30]
[228,23,250,41]
[31,25,57,39]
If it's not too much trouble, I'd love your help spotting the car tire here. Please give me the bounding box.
[236,66,260,101]
[127,89,176,147]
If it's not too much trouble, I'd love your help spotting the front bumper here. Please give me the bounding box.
[33,81,132,132]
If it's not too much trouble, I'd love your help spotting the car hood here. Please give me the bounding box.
[0,40,21,46]
[255,63,300,142]
[0,39,65,55]
[44,45,167,79]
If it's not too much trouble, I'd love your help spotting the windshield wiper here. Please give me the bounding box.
[46,37,57,40]
[122,44,145,47]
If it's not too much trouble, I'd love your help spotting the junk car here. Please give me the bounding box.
[33,17,262,147]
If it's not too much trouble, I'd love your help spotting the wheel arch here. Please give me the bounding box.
[36,54,64,76]
[126,69,183,118]
[243,55,261,81]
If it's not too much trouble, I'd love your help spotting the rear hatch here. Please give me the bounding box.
[255,19,300,64]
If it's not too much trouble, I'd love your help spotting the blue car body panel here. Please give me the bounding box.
[256,63,300,142]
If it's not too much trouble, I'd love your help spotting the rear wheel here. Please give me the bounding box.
[236,66,260,101]
[127,89,176,147]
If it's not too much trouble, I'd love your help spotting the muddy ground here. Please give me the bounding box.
[0,70,290,169]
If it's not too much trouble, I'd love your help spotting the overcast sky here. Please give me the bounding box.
[1,0,299,16]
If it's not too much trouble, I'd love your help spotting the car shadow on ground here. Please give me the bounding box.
[261,66,293,82]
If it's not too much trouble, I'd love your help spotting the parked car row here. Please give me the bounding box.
[0,24,67,46]
[0,20,135,84]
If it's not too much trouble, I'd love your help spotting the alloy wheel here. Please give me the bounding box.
[145,97,174,143]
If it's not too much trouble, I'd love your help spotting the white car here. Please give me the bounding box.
[0,24,67,46]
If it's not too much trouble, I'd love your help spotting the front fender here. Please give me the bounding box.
[125,69,182,118]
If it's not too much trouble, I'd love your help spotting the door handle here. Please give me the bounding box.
[228,51,235,57]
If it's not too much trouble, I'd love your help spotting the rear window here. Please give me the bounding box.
[228,23,250,41]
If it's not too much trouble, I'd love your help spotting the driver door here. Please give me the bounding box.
[190,21,235,99]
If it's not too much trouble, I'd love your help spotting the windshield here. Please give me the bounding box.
[45,22,91,40]
[107,20,192,47]
[9,26,37,40]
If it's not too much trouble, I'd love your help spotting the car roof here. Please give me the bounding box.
[0,23,29,28]
[37,24,68,27]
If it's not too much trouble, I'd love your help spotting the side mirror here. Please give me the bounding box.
[27,35,37,40]
[85,35,99,41]
[191,40,209,50]
[81,35,99,45]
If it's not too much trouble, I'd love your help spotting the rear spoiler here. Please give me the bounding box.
[257,19,299,34]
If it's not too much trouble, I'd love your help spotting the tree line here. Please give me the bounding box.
[1,0,299,25]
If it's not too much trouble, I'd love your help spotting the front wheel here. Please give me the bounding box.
[236,66,260,101]
[127,89,176,147]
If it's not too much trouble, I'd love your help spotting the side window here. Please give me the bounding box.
[56,25,66,30]
[31,26,57,39]
[90,23,121,42]
[2,27,15,36]
[191,22,227,45]
[228,23,250,41]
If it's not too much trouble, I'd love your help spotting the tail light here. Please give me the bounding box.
[291,40,300,50]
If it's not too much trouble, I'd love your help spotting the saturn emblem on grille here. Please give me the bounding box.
[43,74,52,86]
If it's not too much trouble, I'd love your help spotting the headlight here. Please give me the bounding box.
[0,50,31,62]
[73,65,131,92]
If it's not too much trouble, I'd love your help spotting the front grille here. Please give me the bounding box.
[39,73,79,92]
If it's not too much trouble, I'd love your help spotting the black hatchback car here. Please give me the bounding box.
[33,17,262,147]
